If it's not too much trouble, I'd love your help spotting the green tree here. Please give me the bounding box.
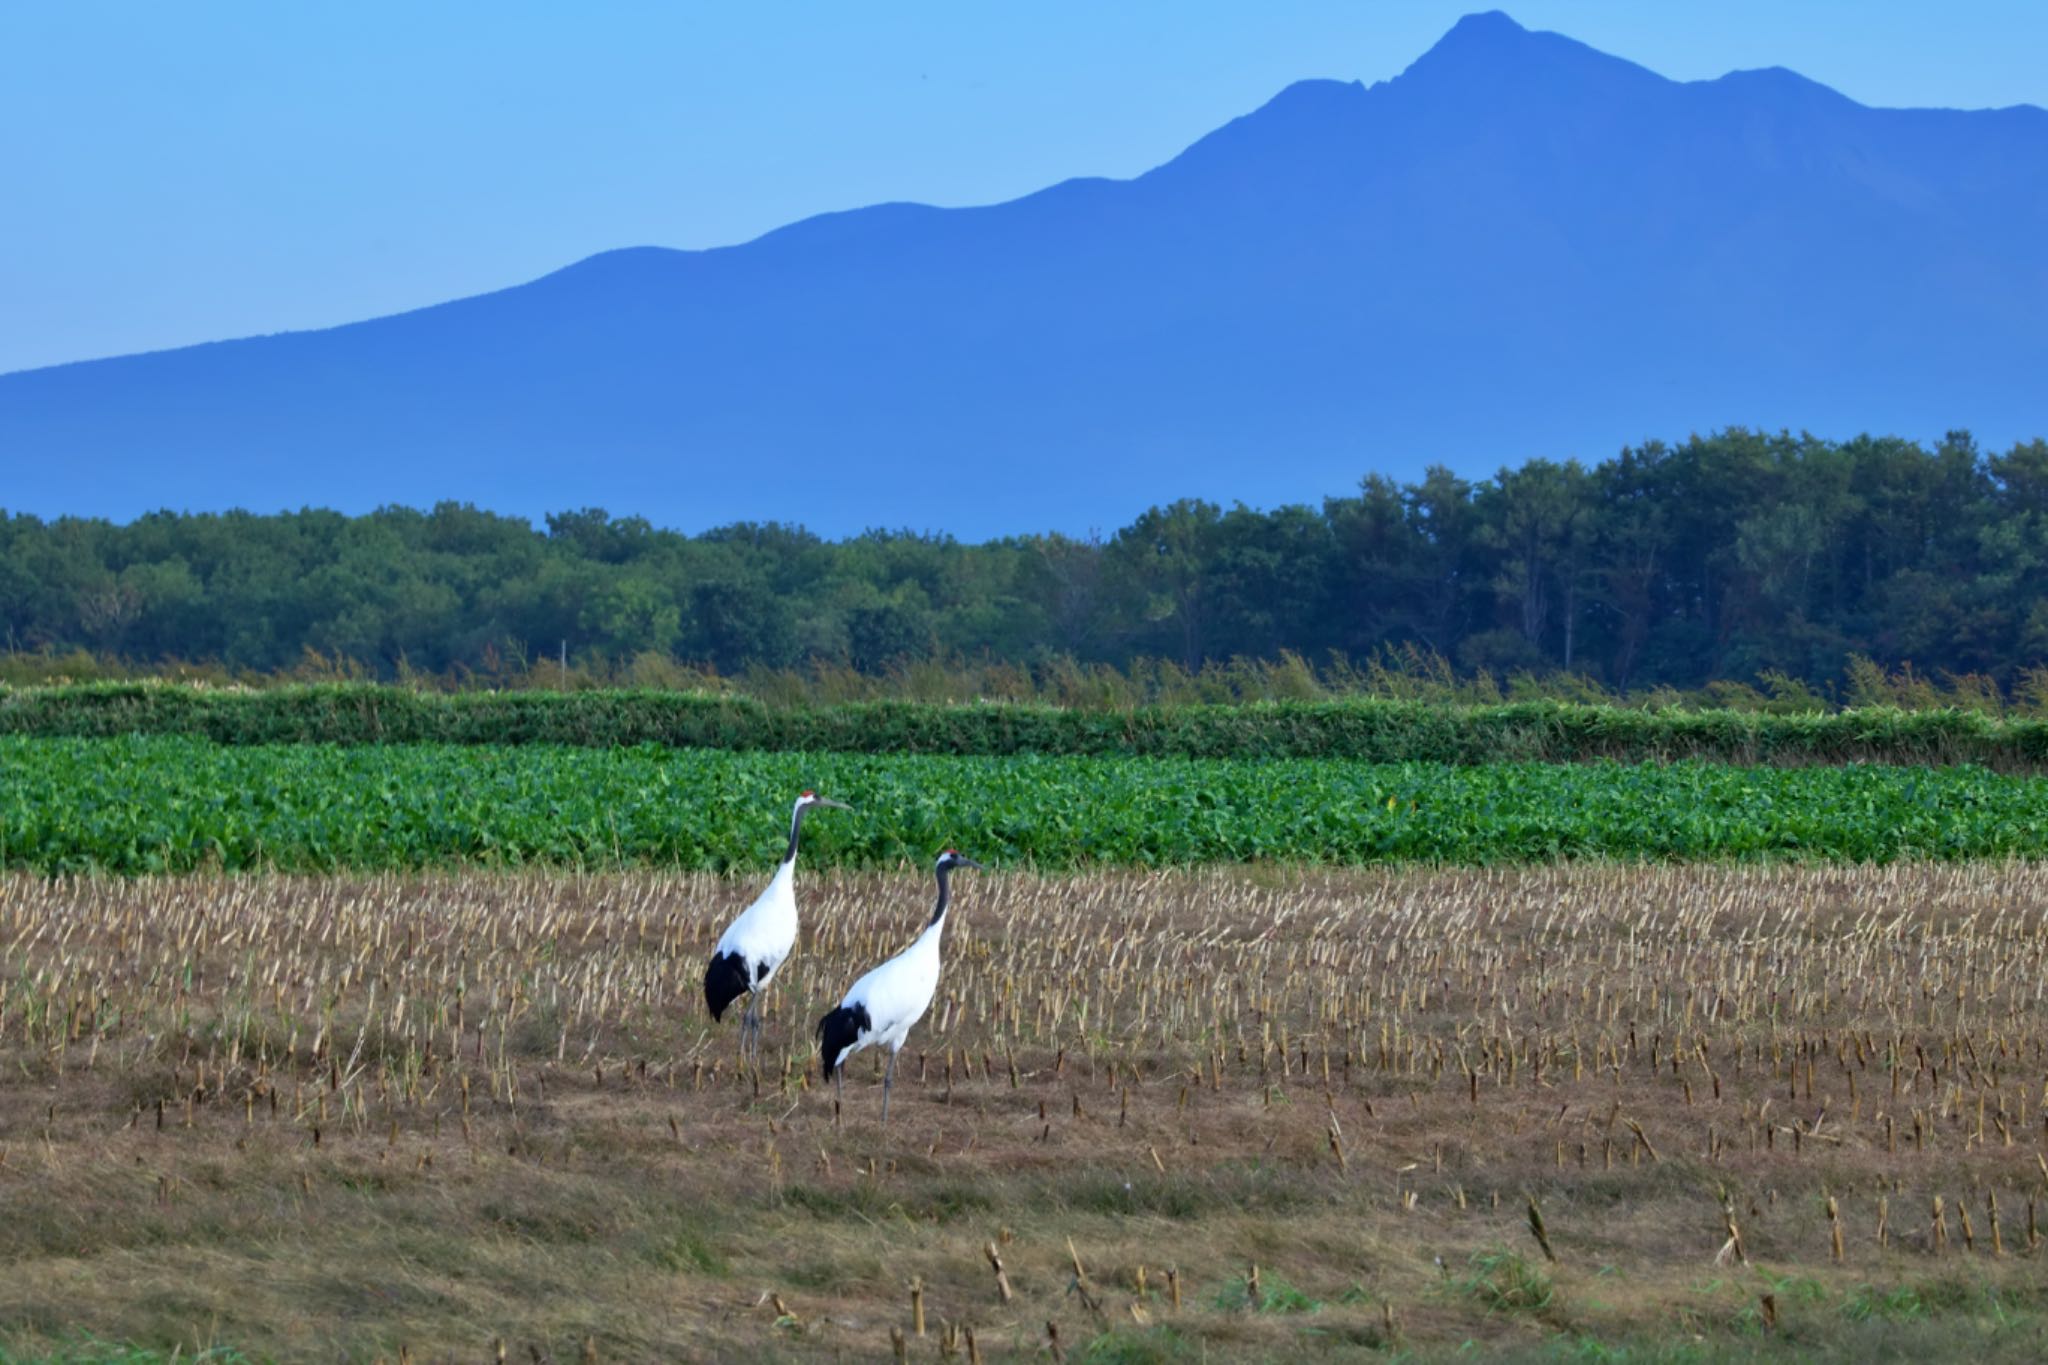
[1108,499,1224,669]
[579,577,682,659]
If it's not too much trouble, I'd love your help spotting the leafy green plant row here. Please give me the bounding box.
[9,682,2048,768]
[6,736,2046,875]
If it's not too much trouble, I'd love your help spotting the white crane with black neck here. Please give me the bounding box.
[817,849,982,1123]
[703,790,850,1060]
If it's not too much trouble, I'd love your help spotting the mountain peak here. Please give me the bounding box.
[1440,10,1529,45]
[1709,64,1862,112]
[1399,9,1665,94]
[1412,9,1539,66]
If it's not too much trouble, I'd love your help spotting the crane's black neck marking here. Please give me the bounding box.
[927,863,955,929]
[783,801,811,864]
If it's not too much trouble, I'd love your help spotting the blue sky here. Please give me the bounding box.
[2,1,2041,375]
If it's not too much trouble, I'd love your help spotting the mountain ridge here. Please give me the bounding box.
[4,10,2045,539]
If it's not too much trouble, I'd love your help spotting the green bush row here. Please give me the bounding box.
[6,682,2048,766]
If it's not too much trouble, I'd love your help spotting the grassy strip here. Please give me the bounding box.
[5,736,2046,874]
[8,681,2048,767]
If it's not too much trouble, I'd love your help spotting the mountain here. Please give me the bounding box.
[4,11,2046,540]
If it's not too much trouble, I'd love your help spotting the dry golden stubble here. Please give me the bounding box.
[6,861,2048,1358]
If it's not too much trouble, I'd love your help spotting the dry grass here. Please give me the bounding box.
[7,863,2048,1361]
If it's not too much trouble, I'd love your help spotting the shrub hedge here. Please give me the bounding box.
[4,682,2046,767]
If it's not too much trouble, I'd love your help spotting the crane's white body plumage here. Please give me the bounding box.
[712,857,798,991]
[818,850,980,1121]
[703,792,848,1058]
[829,915,945,1065]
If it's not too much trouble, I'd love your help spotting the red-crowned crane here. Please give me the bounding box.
[817,849,981,1123]
[704,790,850,1059]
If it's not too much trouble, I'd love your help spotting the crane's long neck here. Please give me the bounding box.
[782,802,809,864]
[916,866,956,947]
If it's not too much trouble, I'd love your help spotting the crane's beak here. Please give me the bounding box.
[953,856,984,870]
[814,797,852,811]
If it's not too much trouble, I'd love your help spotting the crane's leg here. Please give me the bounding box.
[743,992,762,1065]
[881,1050,898,1125]
[833,1064,843,1123]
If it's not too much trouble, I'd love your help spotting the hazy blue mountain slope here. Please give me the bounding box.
[5,11,2045,537]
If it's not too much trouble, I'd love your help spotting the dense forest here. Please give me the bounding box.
[5,427,2046,695]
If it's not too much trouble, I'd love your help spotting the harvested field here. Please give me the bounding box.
[6,863,2048,1360]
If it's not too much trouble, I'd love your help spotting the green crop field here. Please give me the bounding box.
[4,734,2046,874]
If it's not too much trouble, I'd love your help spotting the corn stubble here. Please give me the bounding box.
[5,861,2048,1357]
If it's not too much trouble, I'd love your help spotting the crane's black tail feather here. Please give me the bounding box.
[704,951,752,1022]
[817,1003,873,1077]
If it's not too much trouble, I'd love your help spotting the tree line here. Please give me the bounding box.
[4,426,2044,696]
